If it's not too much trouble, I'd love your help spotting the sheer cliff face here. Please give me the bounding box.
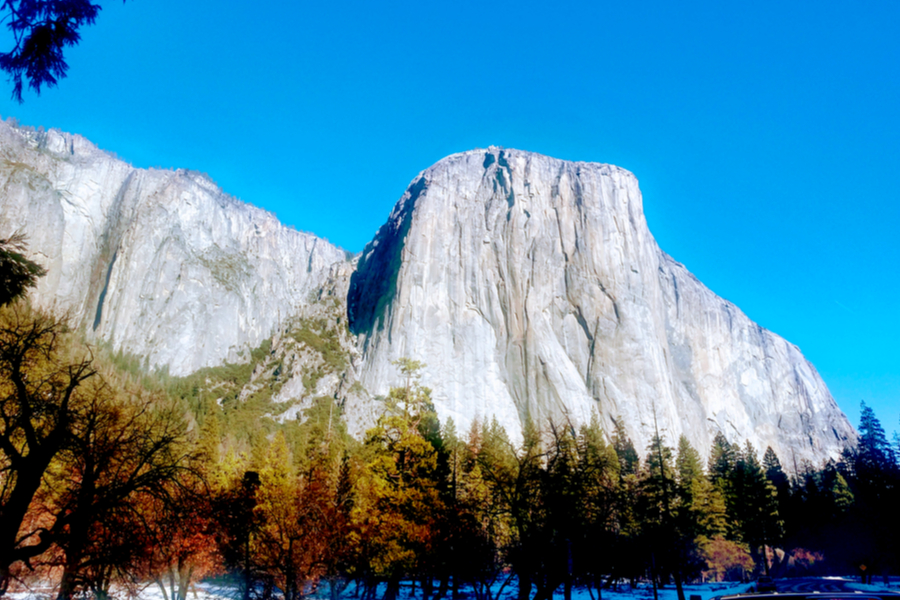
[0,123,346,375]
[1,120,853,462]
[349,147,854,463]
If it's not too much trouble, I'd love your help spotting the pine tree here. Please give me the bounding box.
[857,401,895,477]
[707,432,737,488]
[731,442,782,573]
[0,231,46,305]
[688,477,728,539]
[198,409,223,469]
[830,472,854,514]
[644,426,701,600]
[253,432,315,600]
[574,413,619,596]
[612,418,639,476]
[762,446,791,532]
[762,447,789,496]
[356,360,444,600]
[545,421,581,600]
[675,436,703,501]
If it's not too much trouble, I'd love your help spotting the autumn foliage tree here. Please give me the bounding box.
[51,374,197,600]
[0,304,96,594]
[142,482,221,600]
[0,303,198,599]
[353,359,443,600]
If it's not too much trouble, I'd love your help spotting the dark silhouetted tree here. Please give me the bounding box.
[0,232,46,306]
[0,0,127,101]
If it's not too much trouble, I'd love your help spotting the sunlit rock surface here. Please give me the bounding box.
[0,122,346,375]
[1,120,854,463]
[349,147,854,463]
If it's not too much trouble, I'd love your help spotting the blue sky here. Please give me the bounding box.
[2,0,898,439]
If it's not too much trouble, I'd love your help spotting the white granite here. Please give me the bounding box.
[348,147,854,464]
[0,122,346,375]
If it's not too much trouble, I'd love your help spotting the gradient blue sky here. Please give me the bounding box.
[2,0,898,439]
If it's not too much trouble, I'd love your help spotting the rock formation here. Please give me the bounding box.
[0,121,855,464]
[0,122,346,375]
[349,147,854,463]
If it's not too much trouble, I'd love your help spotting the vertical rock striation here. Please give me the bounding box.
[349,147,854,464]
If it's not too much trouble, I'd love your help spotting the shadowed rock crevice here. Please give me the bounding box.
[347,175,427,339]
[93,250,116,331]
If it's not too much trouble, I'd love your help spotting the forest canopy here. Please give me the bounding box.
[0,255,896,600]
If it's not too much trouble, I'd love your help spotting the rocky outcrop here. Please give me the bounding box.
[0,121,346,375]
[349,147,854,464]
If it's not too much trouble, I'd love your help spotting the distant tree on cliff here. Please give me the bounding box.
[0,0,127,102]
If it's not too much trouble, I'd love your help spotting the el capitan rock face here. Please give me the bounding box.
[0,121,854,464]
[348,147,854,462]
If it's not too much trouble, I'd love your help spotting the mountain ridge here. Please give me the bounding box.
[0,122,855,465]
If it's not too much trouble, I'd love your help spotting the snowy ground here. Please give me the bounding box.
[20,577,900,600]
[6,579,755,600]
[146,580,756,600]
[842,577,900,593]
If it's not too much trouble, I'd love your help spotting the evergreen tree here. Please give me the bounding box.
[856,401,895,476]
[830,472,854,514]
[675,436,703,501]
[673,437,729,547]
[707,432,737,489]
[688,477,728,539]
[642,430,690,600]
[730,442,782,573]
[574,413,619,596]
[453,417,513,600]
[355,359,443,600]
[612,418,639,476]
[762,447,790,507]
[0,232,46,305]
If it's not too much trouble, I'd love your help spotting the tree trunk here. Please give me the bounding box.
[516,573,531,600]
[673,569,685,600]
[156,578,171,600]
[56,515,92,600]
[532,579,561,600]
[436,574,449,600]
[383,575,400,600]
[0,453,58,592]
[178,564,194,600]
[0,564,12,597]
[329,577,350,600]
[56,566,79,600]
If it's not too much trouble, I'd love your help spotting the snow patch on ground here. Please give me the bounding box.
[7,580,756,600]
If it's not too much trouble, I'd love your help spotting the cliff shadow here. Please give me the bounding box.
[347,176,426,341]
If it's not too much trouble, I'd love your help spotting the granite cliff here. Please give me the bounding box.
[0,122,346,375]
[348,147,854,462]
[0,121,854,464]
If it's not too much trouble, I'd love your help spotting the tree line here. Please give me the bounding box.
[2,245,900,600]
